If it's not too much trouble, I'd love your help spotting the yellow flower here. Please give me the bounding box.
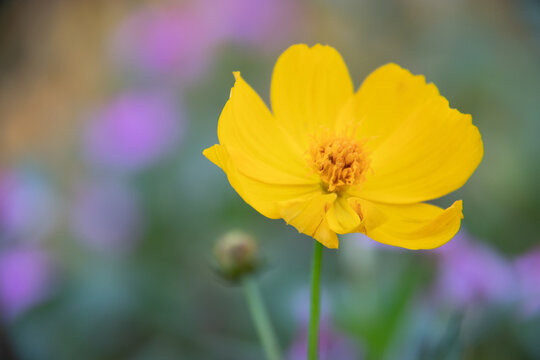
[203,44,483,250]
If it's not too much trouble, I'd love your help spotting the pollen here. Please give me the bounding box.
[310,136,370,192]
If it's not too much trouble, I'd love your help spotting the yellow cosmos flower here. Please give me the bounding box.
[203,44,483,250]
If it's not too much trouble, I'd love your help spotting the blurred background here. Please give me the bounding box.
[0,0,539,359]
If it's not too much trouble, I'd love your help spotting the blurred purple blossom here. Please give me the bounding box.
[111,0,299,79]
[72,180,142,254]
[0,169,56,242]
[112,4,220,80]
[208,0,300,46]
[84,91,182,172]
[0,246,55,319]
[515,247,540,316]
[433,231,515,308]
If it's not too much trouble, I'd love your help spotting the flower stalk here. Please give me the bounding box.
[242,275,281,360]
[308,241,324,360]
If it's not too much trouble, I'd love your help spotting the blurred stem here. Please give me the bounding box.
[242,276,281,360]
[308,241,323,360]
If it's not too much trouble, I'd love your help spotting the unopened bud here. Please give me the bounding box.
[214,230,259,282]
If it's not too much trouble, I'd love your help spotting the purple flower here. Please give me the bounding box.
[111,4,220,80]
[207,0,300,46]
[0,169,56,242]
[0,246,55,319]
[515,247,540,316]
[433,231,515,308]
[84,91,182,172]
[72,180,142,253]
[111,1,300,80]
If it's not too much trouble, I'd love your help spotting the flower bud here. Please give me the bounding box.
[214,230,259,282]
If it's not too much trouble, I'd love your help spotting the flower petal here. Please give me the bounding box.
[203,144,320,219]
[340,64,483,204]
[326,197,362,234]
[271,44,354,147]
[280,193,339,248]
[204,71,324,219]
[358,199,464,249]
[203,144,244,195]
[218,72,309,180]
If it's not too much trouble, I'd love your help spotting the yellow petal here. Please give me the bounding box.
[340,63,483,204]
[326,196,362,234]
[203,144,320,219]
[203,144,244,193]
[280,193,339,248]
[271,44,354,147]
[225,145,316,185]
[218,72,308,180]
[203,144,227,169]
[204,71,323,219]
[359,199,464,249]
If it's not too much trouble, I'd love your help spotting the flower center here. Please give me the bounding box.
[309,137,369,192]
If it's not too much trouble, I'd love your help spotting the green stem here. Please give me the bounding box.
[242,276,281,360]
[308,241,324,360]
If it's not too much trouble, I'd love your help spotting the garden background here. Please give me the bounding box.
[1,0,540,359]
